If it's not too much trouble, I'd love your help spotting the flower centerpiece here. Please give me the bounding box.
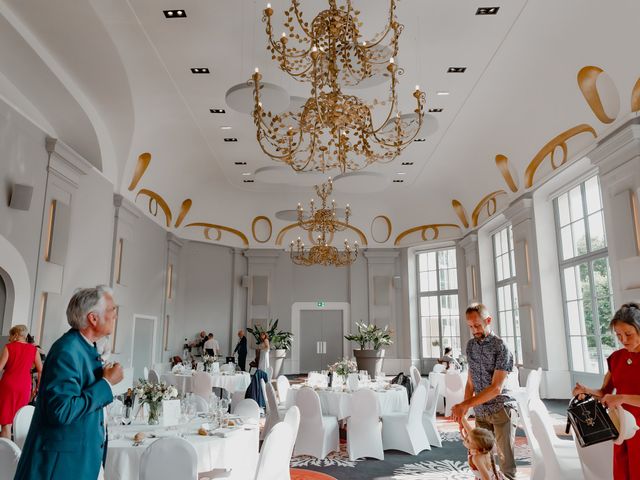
[202,354,217,372]
[344,321,393,377]
[328,357,357,382]
[134,380,178,425]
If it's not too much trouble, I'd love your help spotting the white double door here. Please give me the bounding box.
[299,310,343,373]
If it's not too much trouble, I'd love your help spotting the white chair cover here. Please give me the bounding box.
[529,398,577,449]
[529,408,582,480]
[574,435,613,480]
[444,371,465,417]
[505,366,520,392]
[409,365,421,389]
[191,394,209,413]
[283,405,300,458]
[260,380,281,440]
[307,372,326,387]
[12,405,34,450]
[525,367,542,400]
[381,383,430,455]
[294,387,339,459]
[276,375,291,405]
[429,372,446,415]
[253,422,294,480]
[266,366,273,382]
[431,363,446,373]
[234,398,261,421]
[0,438,20,478]
[347,388,384,460]
[147,369,159,385]
[143,366,149,381]
[422,382,442,447]
[139,437,198,480]
[513,389,544,480]
[192,371,213,399]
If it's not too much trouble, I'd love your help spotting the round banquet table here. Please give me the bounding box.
[105,419,259,480]
[285,385,409,420]
[160,372,251,395]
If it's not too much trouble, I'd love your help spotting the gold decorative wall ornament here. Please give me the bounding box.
[632,78,640,113]
[251,216,273,243]
[451,200,469,229]
[135,189,172,227]
[371,215,392,243]
[495,155,519,193]
[577,66,617,124]
[290,179,358,266]
[174,199,192,228]
[204,227,222,241]
[128,153,152,191]
[185,222,249,246]
[523,124,596,188]
[252,0,425,173]
[394,223,461,246]
[471,190,507,227]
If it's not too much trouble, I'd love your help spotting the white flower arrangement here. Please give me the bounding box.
[134,380,179,405]
[328,358,357,377]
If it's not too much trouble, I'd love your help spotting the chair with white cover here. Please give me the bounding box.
[283,406,300,457]
[253,422,294,480]
[261,380,282,439]
[276,375,291,405]
[431,363,446,373]
[444,371,465,417]
[525,367,542,400]
[381,383,430,455]
[422,382,442,448]
[294,387,339,459]
[233,398,261,422]
[139,437,198,480]
[12,405,34,449]
[307,372,326,387]
[529,398,578,449]
[191,394,209,413]
[192,371,214,399]
[266,366,273,382]
[429,372,446,415]
[529,408,582,480]
[512,389,544,480]
[505,366,521,393]
[147,369,159,385]
[0,438,21,478]
[574,436,613,480]
[409,365,421,390]
[143,366,150,381]
[347,388,384,460]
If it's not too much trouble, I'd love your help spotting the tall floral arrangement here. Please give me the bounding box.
[134,380,178,424]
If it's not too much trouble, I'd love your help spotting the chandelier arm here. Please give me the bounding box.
[291,0,313,38]
[365,70,400,135]
[370,91,426,147]
[360,0,398,48]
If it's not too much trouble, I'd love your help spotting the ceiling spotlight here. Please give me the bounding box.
[234,161,247,165]
[220,126,232,130]
[414,138,426,142]
[401,162,414,165]
[428,108,443,113]
[393,179,404,183]
[190,67,210,74]
[241,172,252,176]
[223,138,238,142]
[210,108,226,114]
[436,91,450,96]
[243,179,255,183]
[476,7,500,15]
[163,10,187,18]
[447,67,467,73]
[396,172,406,175]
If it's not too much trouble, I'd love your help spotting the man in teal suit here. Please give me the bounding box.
[15,286,123,479]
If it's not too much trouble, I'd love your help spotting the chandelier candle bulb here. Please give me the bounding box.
[389,57,395,64]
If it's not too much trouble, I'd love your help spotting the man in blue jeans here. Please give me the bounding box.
[451,303,518,480]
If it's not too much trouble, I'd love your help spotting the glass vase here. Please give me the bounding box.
[147,401,161,425]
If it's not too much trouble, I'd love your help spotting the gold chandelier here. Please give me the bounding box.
[251,0,426,173]
[290,178,358,266]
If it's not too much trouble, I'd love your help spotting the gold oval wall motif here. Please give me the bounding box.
[577,66,617,124]
[495,155,519,193]
[451,200,469,229]
[185,222,249,246]
[394,224,461,246]
[371,215,392,243]
[471,190,506,227]
[632,77,640,112]
[174,199,192,227]
[128,153,152,191]
[204,226,222,241]
[251,216,273,243]
[135,189,172,227]
[524,124,597,188]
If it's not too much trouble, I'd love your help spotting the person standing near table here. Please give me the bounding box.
[451,303,517,480]
[15,286,123,480]
[204,333,220,357]
[234,330,248,371]
[573,303,640,479]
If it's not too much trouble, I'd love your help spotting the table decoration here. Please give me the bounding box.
[134,380,178,425]
[328,357,357,384]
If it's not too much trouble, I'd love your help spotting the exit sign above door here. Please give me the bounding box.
[316,301,326,307]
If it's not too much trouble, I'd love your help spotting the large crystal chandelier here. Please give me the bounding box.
[290,179,358,266]
[251,0,426,173]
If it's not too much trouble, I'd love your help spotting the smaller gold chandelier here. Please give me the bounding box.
[290,179,358,266]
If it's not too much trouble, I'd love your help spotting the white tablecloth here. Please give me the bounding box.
[160,372,251,395]
[285,385,409,420]
[105,420,258,480]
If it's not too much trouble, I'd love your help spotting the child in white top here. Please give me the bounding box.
[459,414,504,480]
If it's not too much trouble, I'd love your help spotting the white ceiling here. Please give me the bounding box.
[1,0,639,248]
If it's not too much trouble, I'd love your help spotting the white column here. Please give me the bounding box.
[458,234,481,347]
[590,120,640,306]
[228,247,247,353]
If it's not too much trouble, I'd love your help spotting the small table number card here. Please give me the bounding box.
[161,399,181,427]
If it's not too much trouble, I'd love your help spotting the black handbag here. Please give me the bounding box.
[566,394,619,447]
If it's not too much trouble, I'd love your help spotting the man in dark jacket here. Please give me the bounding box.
[234,329,248,371]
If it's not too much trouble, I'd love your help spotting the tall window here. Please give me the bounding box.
[492,225,523,364]
[554,176,614,374]
[417,248,460,358]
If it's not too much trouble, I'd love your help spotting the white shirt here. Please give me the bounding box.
[204,338,219,353]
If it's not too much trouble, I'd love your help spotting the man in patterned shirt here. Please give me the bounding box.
[451,303,517,480]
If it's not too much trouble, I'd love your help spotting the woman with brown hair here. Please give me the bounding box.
[0,325,42,438]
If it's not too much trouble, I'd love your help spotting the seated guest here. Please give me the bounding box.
[204,333,220,357]
[438,347,461,370]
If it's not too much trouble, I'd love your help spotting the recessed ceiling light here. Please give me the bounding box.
[414,138,426,142]
[241,172,252,176]
[401,162,414,165]
[163,9,187,18]
[210,108,226,114]
[190,67,210,74]
[220,126,232,130]
[476,7,500,15]
[243,179,255,183]
[428,108,443,113]
[393,179,404,183]
[223,138,238,142]
[447,67,467,73]
[396,172,406,175]
[234,161,247,165]
[436,91,450,96]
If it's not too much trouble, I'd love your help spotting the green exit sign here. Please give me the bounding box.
[317,301,326,307]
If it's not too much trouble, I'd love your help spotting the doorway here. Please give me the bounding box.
[131,315,157,381]
[299,310,344,373]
